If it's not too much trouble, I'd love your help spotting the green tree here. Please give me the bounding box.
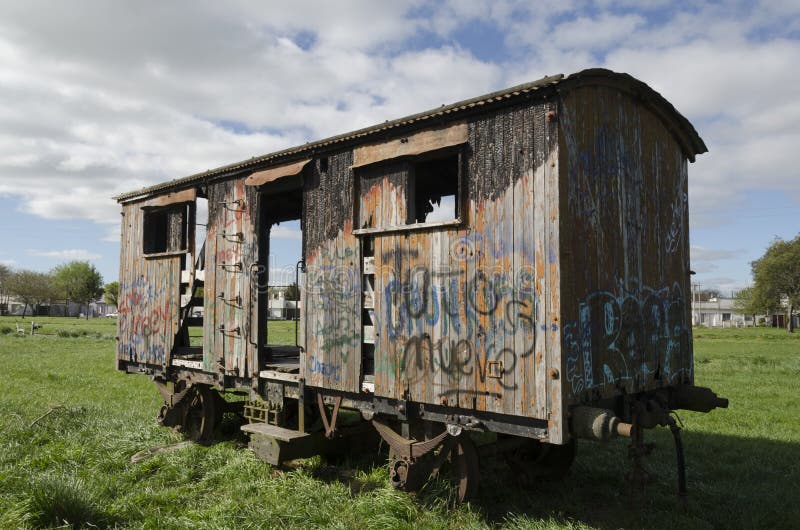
[284,282,300,301]
[0,263,10,315]
[698,288,721,301]
[104,281,119,307]
[751,236,800,332]
[7,269,53,318]
[732,286,760,325]
[52,261,104,319]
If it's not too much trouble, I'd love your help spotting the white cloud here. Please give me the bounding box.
[0,2,500,237]
[268,267,299,286]
[0,0,797,290]
[270,226,302,240]
[690,246,747,275]
[551,13,647,51]
[691,246,746,262]
[101,226,121,243]
[0,259,15,266]
[697,276,741,295]
[27,249,101,261]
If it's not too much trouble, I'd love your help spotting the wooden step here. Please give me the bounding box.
[243,422,316,465]
[241,422,310,442]
[362,325,375,344]
[363,256,374,274]
[181,270,206,284]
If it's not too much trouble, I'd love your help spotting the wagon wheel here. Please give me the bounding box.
[183,385,219,444]
[450,434,480,502]
[384,430,480,503]
[507,438,576,485]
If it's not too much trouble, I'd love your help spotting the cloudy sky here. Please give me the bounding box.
[0,0,798,293]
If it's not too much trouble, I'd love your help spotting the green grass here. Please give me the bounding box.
[187,319,298,346]
[267,319,300,346]
[0,319,798,528]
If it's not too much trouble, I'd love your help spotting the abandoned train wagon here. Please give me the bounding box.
[115,69,727,501]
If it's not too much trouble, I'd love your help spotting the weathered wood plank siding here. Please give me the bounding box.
[352,101,558,432]
[203,180,260,377]
[116,71,701,447]
[117,203,183,366]
[558,86,693,406]
[303,152,363,393]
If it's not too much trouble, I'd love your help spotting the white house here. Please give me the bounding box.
[267,286,301,320]
[691,297,750,327]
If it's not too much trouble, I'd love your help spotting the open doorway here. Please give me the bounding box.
[173,194,207,358]
[259,188,303,368]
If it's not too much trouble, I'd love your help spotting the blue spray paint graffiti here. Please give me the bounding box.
[564,282,690,397]
[307,354,341,381]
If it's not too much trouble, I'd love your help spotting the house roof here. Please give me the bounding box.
[692,298,737,310]
[115,68,707,203]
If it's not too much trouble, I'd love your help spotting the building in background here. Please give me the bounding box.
[266,286,300,320]
[691,297,749,327]
[1,296,117,318]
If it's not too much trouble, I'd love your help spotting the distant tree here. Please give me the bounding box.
[52,261,104,319]
[732,286,759,325]
[104,281,119,307]
[751,236,800,333]
[7,269,53,318]
[697,288,721,301]
[284,282,300,301]
[0,263,10,315]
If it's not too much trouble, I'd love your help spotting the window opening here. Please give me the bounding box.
[195,197,208,265]
[172,196,205,356]
[361,236,375,380]
[143,204,187,255]
[260,188,303,367]
[185,197,208,348]
[409,152,459,224]
[355,149,462,234]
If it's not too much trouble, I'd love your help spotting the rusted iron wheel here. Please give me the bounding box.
[375,420,479,503]
[451,434,480,502]
[507,438,576,485]
[183,384,219,444]
[386,434,479,503]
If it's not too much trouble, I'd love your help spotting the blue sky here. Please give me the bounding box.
[0,1,798,294]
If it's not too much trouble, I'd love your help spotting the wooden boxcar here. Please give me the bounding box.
[115,69,726,500]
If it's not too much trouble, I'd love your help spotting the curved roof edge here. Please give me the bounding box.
[116,68,706,203]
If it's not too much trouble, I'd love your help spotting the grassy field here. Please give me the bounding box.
[0,317,798,529]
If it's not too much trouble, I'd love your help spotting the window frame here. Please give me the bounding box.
[352,146,465,236]
[141,202,191,258]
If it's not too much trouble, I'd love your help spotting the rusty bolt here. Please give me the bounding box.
[549,368,560,380]
[546,110,557,123]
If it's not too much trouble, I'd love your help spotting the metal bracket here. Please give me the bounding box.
[218,324,241,337]
[317,394,342,439]
[218,262,243,271]
[216,292,242,306]
[220,230,244,242]
[372,419,449,460]
[220,199,245,212]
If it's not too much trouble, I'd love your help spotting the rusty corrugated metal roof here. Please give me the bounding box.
[115,69,707,202]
